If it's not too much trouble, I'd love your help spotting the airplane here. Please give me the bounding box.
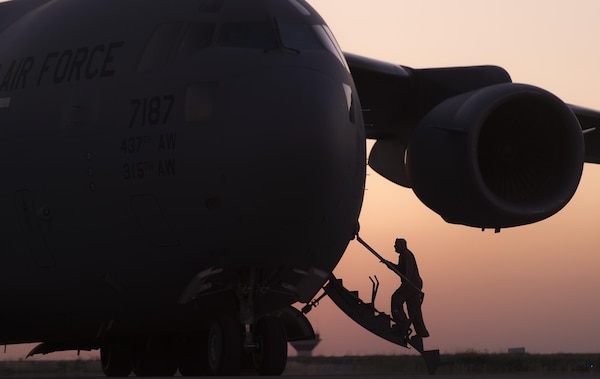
[0,0,599,376]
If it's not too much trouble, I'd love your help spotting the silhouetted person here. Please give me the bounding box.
[391,238,429,339]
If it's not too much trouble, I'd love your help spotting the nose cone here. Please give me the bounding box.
[216,68,365,266]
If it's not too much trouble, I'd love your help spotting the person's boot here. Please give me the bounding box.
[410,316,429,337]
[414,325,429,338]
[409,335,424,352]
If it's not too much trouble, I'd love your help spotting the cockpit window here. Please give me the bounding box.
[288,0,311,16]
[278,23,322,50]
[313,25,350,71]
[138,23,183,72]
[178,23,215,58]
[217,22,277,49]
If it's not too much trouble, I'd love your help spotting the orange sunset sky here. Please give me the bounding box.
[303,0,600,356]
[2,0,600,361]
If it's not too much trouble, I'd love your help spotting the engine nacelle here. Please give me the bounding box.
[406,83,584,229]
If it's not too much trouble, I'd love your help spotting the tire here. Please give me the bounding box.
[207,317,242,375]
[253,316,287,375]
[131,337,178,377]
[100,341,133,377]
[177,331,211,376]
[132,351,178,377]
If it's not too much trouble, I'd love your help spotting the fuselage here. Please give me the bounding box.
[0,0,365,344]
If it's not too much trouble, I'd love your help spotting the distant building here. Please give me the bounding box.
[508,347,526,354]
[290,334,321,357]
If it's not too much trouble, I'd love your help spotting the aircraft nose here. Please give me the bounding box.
[212,67,364,263]
[221,67,355,152]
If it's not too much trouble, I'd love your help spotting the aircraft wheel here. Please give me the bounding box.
[177,331,211,376]
[253,316,288,375]
[207,317,242,375]
[131,337,178,377]
[100,341,132,377]
[132,350,178,377]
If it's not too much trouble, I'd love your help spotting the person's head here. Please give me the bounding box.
[394,238,407,253]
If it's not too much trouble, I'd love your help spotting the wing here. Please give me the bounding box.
[569,104,600,163]
[346,53,594,230]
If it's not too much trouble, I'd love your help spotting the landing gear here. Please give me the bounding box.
[100,337,178,377]
[130,337,178,377]
[98,315,289,377]
[100,341,132,377]
[204,315,288,376]
[177,331,211,376]
[131,351,178,377]
[253,316,288,376]
[207,317,242,375]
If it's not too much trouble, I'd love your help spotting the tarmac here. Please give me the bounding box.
[287,375,588,379]
[4,360,596,378]
[42,374,597,379]
[91,375,595,378]
[4,373,597,378]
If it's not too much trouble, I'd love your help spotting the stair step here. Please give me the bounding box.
[324,274,440,374]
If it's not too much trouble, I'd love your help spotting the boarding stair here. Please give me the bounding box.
[303,236,440,375]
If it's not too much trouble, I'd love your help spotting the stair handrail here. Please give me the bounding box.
[356,234,424,296]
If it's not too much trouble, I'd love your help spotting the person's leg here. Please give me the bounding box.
[391,287,411,335]
[406,294,429,337]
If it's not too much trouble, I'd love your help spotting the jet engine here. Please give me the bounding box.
[347,54,590,229]
[406,83,584,229]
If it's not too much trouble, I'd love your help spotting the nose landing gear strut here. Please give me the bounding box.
[206,270,289,376]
